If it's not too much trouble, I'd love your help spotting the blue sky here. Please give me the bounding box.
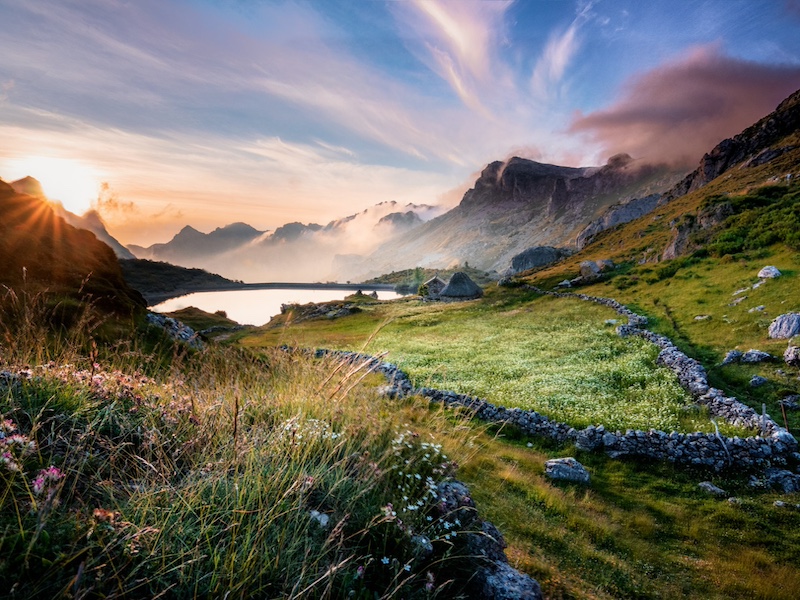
[1,0,799,244]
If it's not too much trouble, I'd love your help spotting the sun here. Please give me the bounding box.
[8,156,101,215]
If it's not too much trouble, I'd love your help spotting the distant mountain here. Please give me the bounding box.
[355,154,684,277]
[0,181,144,314]
[129,200,447,282]
[59,208,136,260]
[129,222,266,262]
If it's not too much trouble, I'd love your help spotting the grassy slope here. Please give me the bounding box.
[234,145,800,598]
[238,289,800,599]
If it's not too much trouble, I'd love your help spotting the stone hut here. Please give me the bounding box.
[440,272,483,301]
[421,275,447,299]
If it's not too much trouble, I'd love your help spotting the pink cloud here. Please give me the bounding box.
[570,46,800,167]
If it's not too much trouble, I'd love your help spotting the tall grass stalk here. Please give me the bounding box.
[0,291,480,598]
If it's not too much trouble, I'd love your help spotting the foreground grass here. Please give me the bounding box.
[3,291,800,599]
[458,429,800,600]
[0,296,487,598]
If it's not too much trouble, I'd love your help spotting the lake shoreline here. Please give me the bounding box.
[144,281,398,306]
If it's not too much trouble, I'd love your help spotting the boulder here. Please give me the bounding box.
[764,468,800,493]
[698,481,727,497]
[596,259,615,272]
[721,350,742,365]
[544,457,590,484]
[750,375,768,387]
[780,395,800,411]
[509,246,570,274]
[479,562,543,600]
[758,266,782,279]
[741,350,772,363]
[769,313,800,339]
[784,346,800,367]
[579,261,601,280]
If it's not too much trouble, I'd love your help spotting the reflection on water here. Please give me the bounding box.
[150,288,403,326]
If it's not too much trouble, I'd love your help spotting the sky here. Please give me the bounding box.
[1,0,799,246]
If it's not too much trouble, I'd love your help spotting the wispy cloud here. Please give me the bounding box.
[390,0,513,115]
[531,2,594,100]
[570,45,800,166]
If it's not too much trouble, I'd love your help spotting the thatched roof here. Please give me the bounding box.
[424,275,447,287]
[440,271,483,299]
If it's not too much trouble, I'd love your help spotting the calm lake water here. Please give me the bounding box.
[150,288,403,326]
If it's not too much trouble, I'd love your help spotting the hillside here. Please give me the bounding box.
[355,154,684,277]
[0,182,144,314]
[119,258,239,305]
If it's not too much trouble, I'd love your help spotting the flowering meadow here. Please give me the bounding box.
[366,295,703,432]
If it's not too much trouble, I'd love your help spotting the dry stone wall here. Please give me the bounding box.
[319,286,799,473]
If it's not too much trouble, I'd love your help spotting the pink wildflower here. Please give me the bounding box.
[32,465,64,496]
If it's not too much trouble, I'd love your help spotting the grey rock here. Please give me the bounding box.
[576,193,661,249]
[479,562,543,600]
[730,296,747,306]
[764,468,800,493]
[722,350,743,365]
[769,313,800,339]
[784,346,800,367]
[694,315,711,321]
[758,266,782,279]
[556,279,572,288]
[596,259,615,272]
[741,350,772,363]
[544,457,590,484]
[748,305,766,313]
[780,395,800,410]
[509,246,571,274]
[579,260,601,280]
[750,375,768,387]
[698,481,727,497]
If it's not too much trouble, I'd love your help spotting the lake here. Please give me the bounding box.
[150,288,404,326]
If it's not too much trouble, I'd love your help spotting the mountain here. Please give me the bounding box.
[577,88,800,249]
[0,181,144,314]
[58,208,136,260]
[128,200,447,282]
[129,222,267,263]
[356,154,684,277]
[9,175,45,197]
[527,87,800,281]
[9,176,135,260]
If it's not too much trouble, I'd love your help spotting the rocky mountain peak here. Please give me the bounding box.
[10,176,45,198]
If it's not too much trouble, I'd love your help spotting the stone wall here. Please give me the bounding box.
[317,285,799,472]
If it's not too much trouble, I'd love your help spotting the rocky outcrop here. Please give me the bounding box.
[146,313,205,349]
[434,481,543,599]
[769,313,800,339]
[662,202,734,260]
[785,346,800,367]
[576,193,661,249]
[661,89,800,203]
[509,246,571,274]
